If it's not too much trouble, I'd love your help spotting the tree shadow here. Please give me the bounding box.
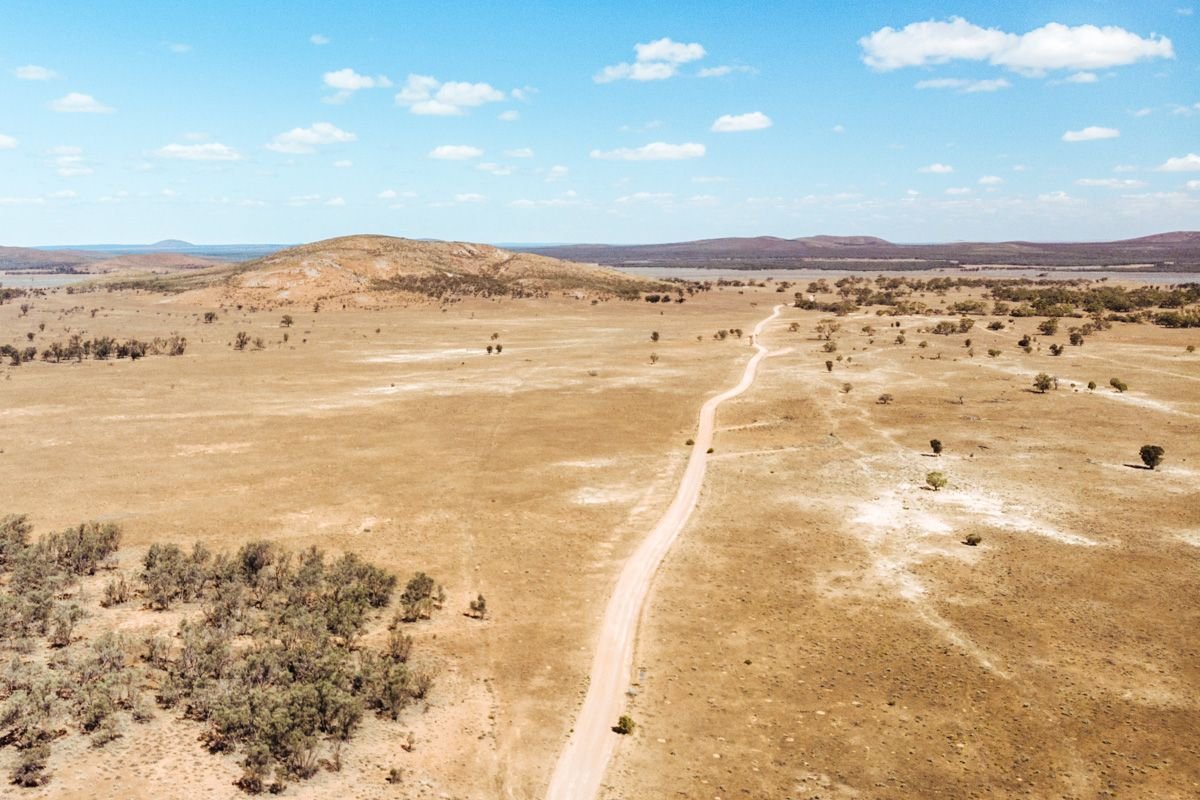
[1123,463,1152,470]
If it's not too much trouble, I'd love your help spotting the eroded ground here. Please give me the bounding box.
[2,280,1198,800]
[604,287,1200,800]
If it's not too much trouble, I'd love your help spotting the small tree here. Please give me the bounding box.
[1038,318,1059,336]
[649,353,659,364]
[877,393,894,405]
[495,344,503,354]
[824,360,833,372]
[963,533,982,546]
[233,331,250,351]
[1139,445,1165,470]
[615,715,635,735]
[203,311,218,323]
[926,471,947,491]
[469,594,487,620]
[650,331,659,342]
[1087,380,1097,391]
[280,315,294,328]
[1110,377,1127,393]
[930,439,943,455]
[1033,372,1053,393]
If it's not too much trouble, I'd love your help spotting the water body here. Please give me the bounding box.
[34,244,288,261]
[617,265,1200,286]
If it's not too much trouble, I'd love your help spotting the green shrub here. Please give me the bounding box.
[926,472,948,491]
[615,714,636,735]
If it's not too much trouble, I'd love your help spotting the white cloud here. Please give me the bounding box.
[1132,107,1153,117]
[50,92,114,113]
[616,191,674,204]
[14,65,57,80]
[711,111,772,132]
[595,37,706,83]
[324,68,392,91]
[1179,8,1195,15]
[1075,178,1147,188]
[47,190,77,199]
[498,110,520,122]
[546,165,569,182]
[333,159,352,168]
[831,124,845,133]
[324,197,346,207]
[0,134,16,150]
[155,142,243,161]
[688,194,719,206]
[1012,164,1028,172]
[697,65,755,78]
[1062,126,1119,142]
[918,163,954,173]
[395,74,505,115]
[1065,71,1099,83]
[1037,190,1076,204]
[860,17,1173,75]
[266,122,356,154]
[914,77,1011,92]
[428,144,483,160]
[504,147,534,158]
[1186,180,1200,190]
[635,38,705,64]
[378,189,397,199]
[1113,164,1138,173]
[310,34,330,45]
[692,175,728,183]
[945,187,972,195]
[49,145,92,176]
[455,193,486,203]
[476,162,514,176]
[1157,153,1200,172]
[978,175,1004,185]
[0,196,46,206]
[509,191,580,209]
[590,142,705,161]
[288,194,321,206]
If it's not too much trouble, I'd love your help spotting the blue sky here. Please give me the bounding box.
[0,0,1197,245]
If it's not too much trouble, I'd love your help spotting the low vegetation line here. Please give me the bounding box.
[544,304,784,800]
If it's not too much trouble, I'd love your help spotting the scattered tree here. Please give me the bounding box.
[926,471,947,491]
[1110,377,1128,393]
[280,315,294,328]
[877,393,894,405]
[614,715,636,735]
[1139,445,1165,470]
[469,594,487,620]
[930,439,943,455]
[1033,373,1054,393]
[963,533,982,547]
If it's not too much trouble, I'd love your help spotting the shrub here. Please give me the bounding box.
[1110,377,1128,393]
[203,311,218,323]
[1038,318,1060,336]
[930,439,943,455]
[1033,373,1054,393]
[1069,331,1084,346]
[1087,380,1097,390]
[10,743,51,787]
[280,315,294,328]
[650,331,659,342]
[824,360,833,372]
[685,438,694,446]
[987,321,1004,331]
[615,714,635,735]
[1049,344,1063,356]
[1139,445,1165,470]
[963,533,982,546]
[399,572,438,623]
[877,393,894,405]
[987,348,1001,358]
[926,472,947,491]
[234,332,250,350]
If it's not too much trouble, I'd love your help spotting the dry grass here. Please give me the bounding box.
[1,279,1198,798]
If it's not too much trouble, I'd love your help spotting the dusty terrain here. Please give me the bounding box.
[603,286,1200,800]
[1,275,1198,799]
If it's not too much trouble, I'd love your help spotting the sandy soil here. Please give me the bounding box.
[0,285,766,799]
[602,289,1200,800]
[2,280,1198,799]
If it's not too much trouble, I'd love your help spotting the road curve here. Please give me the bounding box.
[545,304,784,800]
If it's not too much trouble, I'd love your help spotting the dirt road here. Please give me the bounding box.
[544,304,784,800]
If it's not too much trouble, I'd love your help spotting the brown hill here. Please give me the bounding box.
[113,235,671,307]
[83,253,228,274]
[0,246,105,271]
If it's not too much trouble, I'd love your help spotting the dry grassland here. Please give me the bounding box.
[1,280,1198,799]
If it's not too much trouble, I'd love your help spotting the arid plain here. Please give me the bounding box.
[1,274,1198,800]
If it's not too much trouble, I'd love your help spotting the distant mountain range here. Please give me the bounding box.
[4,232,1200,274]
[518,232,1200,271]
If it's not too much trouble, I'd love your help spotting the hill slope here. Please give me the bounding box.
[522,232,1200,270]
[111,235,671,306]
